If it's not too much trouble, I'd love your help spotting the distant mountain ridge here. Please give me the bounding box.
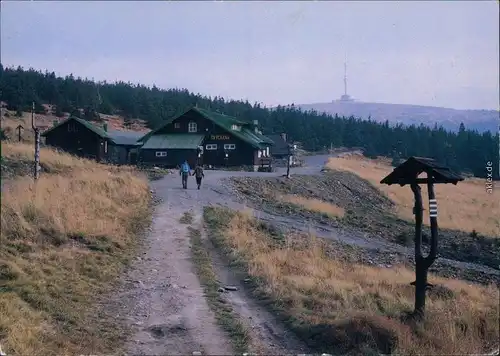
[296,100,499,133]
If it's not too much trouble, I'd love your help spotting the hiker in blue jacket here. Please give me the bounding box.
[179,160,191,189]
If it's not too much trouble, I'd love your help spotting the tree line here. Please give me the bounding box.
[1,64,498,179]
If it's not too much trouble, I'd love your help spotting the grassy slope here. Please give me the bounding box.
[0,142,151,355]
[1,109,150,144]
[204,206,499,355]
[230,170,500,270]
[325,154,499,237]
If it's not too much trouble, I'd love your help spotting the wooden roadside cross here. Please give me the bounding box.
[16,124,24,142]
[381,156,463,319]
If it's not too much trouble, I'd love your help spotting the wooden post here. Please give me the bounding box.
[31,102,41,180]
[381,157,461,320]
[411,182,426,318]
[197,146,203,167]
[16,124,24,142]
[410,173,439,319]
[286,144,292,178]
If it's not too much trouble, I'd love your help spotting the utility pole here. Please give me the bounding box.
[31,102,41,180]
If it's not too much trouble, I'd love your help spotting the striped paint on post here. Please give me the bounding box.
[429,199,438,217]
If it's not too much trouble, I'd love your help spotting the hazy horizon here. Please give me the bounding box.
[1,1,499,111]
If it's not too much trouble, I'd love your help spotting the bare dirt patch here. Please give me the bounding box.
[180,211,195,225]
[230,173,500,270]
[204,206,500,356]
[279,194,345,219]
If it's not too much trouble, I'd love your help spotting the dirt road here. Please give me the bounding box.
[116,160,327,355]
[114,155,497,355]
[119,192,233,355]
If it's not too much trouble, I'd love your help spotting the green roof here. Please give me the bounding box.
[194,107,248,126]
[139,107,274,149]
[41,116,108,138]
[141,134,204,150]
[42,117,143,146]
[107,130,143,146]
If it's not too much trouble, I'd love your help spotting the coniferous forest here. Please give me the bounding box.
[1,64,498,179]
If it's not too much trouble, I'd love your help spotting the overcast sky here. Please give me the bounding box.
[1,1,498,110]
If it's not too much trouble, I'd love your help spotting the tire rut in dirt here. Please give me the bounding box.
[201,225,311,355]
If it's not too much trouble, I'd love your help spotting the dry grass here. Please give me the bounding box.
[279,194,345,218]
[205,207,500,355]
[1,111,64,143]
[0,142,151,355]
[325,154,500,237]
[1,141,120,174]
[1,109,150,144]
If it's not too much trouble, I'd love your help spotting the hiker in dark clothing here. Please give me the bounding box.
[193,164,205,190]
[179,160,191,189]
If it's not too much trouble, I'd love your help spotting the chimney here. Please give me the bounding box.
[53,120,58,127]
[280,133,287,142]
[253,119,258,133]
[103,123,108,132]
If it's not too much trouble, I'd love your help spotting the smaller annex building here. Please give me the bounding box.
[41,116,143,165]
[267,133,290,159]
[137,107,274,169]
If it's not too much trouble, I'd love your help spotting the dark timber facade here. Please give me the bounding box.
[267,133,290,159]
[41,117,143,165]
[138,107,274,169]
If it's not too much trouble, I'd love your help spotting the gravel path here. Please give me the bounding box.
[113,158,329,355]
[119,186,233,355]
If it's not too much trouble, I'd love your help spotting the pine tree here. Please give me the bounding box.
[70,108,81,118]
[54,105,65,117]
[1,65,497,180]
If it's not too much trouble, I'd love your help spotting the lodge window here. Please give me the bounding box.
[174,122,181,129]
[188,121,197,133]
[206,144,217,150]
[155,151,167,157]
[67,123,78,132]
[231,124,240,131]
[258,149,268,158]
[224,144,236,150]
[104,140,108,153]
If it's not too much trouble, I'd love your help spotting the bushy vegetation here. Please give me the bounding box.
[1,64,498,178]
